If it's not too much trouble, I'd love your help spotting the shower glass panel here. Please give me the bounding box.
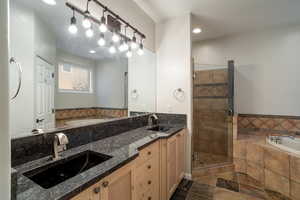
[192,63,234,169]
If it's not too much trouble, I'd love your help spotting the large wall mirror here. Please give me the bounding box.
[9,0,156,138]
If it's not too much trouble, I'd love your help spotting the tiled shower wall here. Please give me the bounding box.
[193,69,229,165]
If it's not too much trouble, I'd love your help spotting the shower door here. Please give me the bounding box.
[192,61,234,169]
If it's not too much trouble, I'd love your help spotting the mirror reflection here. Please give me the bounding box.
[9,0,156,137]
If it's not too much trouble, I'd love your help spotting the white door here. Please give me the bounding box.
[35,56,55,130]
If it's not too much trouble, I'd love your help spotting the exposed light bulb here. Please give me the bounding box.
[68,15,77,34]
[126,49,133,58]
[69,24,78,34]
[112,32,120,43]
[98,33,106,46]
[131,36,138,49]
[99,16,107,33]
[123,41,129,51]
[85,28,94,38]
[82,16,91,29]
[89,50,96,54]
[137,44,144,56]
[109,45,116,54]
[118,40,126,52]
[42,0,56,6]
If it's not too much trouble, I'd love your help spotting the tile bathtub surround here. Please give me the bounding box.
[238,114,300,135]
[233,136,300,199]
[55,107,128,127]
[11,114,148,167]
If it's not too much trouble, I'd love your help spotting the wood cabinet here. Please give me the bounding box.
[100,162,135,200]
[70,183,101,200]
[161,129,186,200]
[134,141,160,200]
[70,129,186,200]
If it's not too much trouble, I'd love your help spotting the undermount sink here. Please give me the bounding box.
[147,125,171,132]
[23,151,112,189]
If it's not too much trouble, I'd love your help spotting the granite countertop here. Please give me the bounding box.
[14,124,184,200]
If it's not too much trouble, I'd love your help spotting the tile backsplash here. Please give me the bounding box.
[238,114,300,135]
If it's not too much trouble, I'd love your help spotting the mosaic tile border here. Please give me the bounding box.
[238,114,300,135]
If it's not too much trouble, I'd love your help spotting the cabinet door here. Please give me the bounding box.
[101,163,134,200]
[176,130,185,183]
[166,135,177,199]
[71,183,101,200]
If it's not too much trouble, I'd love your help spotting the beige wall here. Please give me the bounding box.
[68,0,155,52]
[0,0,11,198]
[155,14,193,176]
[193,23,300,116]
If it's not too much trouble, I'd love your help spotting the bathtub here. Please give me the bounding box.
[267,136,300,154]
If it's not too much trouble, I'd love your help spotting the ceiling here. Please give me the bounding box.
[15,0,126,60]
[133,0,300,41]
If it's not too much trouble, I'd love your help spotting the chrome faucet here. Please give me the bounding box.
[148,113,158,128]
[53,133,69,160]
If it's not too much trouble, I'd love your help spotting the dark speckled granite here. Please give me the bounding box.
[14,125,184,200]
[12,115,149,167]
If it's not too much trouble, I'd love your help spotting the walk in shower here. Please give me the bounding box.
[192,61,234,169]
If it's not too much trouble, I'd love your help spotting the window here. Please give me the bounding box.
[58,62,93,93]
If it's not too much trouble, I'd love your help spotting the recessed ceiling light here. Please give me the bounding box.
[89,50,96,54]
[42,0,56,6]
[193,28,202,34]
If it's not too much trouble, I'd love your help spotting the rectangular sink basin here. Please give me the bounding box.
[23,151,112,189]
[147,125,171,132]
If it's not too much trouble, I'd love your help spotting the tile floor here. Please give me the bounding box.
[192,152,231,168]
[172,170,293,200]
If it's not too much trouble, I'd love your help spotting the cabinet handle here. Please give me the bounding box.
[148,180,152,185]
[102,181,109,188]
[147,151,151,155]
[93,187,100,194]
[147,165,151,169]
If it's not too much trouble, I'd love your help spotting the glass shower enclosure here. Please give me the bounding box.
[192,61,234,169]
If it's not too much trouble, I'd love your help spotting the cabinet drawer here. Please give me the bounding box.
[135,155,159,198]
[136,183,160,200]
[136,141,159,165]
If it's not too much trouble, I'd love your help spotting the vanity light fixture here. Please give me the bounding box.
[66,0,146,56]
[85,26,94,38]
[126,47,133,58]
[97,33,106,46]
[82,0,92,29]
[42,0,56,6]
[109,43,116,54]
[99,9,107,33]
[131,33,138,50]
[68,9,78,34]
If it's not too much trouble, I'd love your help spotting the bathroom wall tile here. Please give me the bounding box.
[264,147,290,178]
[264,169,290,197]
[234,158,247,173]
[290,155,300,183]
[290,180,300,200]
[246,142,264,166]
[246,162,264,184]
